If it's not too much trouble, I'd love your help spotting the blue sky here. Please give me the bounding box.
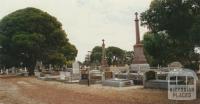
[0,0,152,61]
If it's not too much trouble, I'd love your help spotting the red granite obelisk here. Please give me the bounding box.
[132,12,148,64]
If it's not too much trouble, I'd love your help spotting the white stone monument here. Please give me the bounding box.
[72,61,80,74]
[72,61,80,81]
[0,69,3,74]
[11,67,15,74]
[49,64,53,72]
[60,71,66,80]
[59,71,71,80]
[6,69,9,75]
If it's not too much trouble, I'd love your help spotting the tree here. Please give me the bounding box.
[90,46,127,66]
[141,0,200,70]
[106,47,125,66]
[90,46,102,65]
[123,51,134,65]
[0,7,77,73]
[143,32,176,66]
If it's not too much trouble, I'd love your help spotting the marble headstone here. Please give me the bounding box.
[72,61,80,74]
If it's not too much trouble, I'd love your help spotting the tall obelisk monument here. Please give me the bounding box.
[131,12,149,70]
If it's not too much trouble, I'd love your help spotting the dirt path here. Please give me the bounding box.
[0,77,199,104]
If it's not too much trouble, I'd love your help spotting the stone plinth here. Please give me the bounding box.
[130,64,149,71]
[133,44,148,64]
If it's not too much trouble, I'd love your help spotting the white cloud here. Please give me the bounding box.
[0,0,152,62]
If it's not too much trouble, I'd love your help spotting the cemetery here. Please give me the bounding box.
[0,0,200,104]
[0,11,199,92]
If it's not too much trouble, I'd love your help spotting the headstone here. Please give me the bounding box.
[49,64,53,72]
[80,70,88,80]
[35,71,41,77]
[72,61,80,74]
[60,71,66,80]
[103,71,113,80]
[11,67,15,74]
[35,61,43,71]
[90,70,102,84]
[23,67,29,77]
[0,69,3,74]
[6,69,8,75]
[24,67,27,72]
[59,71,71,80]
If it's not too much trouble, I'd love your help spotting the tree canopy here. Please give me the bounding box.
[141,0,200,70]
[90,46,102,65]
[0,7,77,72]
[89,46,133,66]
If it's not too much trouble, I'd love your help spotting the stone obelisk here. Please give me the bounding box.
[131,12,149,70]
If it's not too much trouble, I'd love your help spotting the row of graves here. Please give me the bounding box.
[33,61,153,87]
[34,61,80,82]
[34,61,137,87]
[0,67,29,77]
[34,61,149,87]
[33,60,199,98]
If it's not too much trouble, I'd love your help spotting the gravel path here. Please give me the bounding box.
[0,76,199,104]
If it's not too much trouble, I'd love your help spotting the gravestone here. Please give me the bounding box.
[72,61,80,74]
[49,64,53,72]
[63,65,67,71]
[24,67,29,76]
[103,71,113,80]
[35,71,41,78]
[60,72,66,80]
[59,71,71,80]
[6,69,8,75]
[35,61,43,72]
[11,67,15,74]
[80,69,88,80]
[89,70,102,84]
[72,61,80,80]
[0,69,3,74]
[79,69,89,84]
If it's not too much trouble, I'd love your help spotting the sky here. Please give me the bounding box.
[0,0,152,62]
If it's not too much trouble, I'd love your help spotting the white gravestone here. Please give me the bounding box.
[25,67,27,72]
[60,71,71,80]
[49,64,53,71]
[72,61,80,74]
[60,72,66,80]
[0,69,3,74]
[6,69,9,75]
[11,67,15,74]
